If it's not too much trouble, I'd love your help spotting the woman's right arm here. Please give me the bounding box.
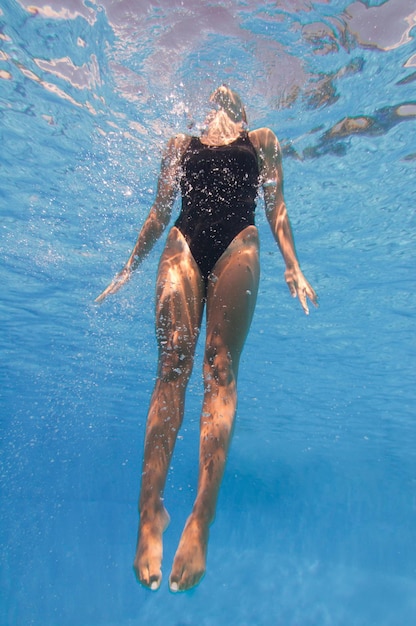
[95,134,190,304]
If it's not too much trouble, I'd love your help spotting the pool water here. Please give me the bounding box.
[1,1,415,624]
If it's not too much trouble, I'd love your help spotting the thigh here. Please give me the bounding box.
[205,225,260,367]
[155,227,205,352]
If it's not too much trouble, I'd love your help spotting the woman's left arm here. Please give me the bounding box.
[250,128,318,314]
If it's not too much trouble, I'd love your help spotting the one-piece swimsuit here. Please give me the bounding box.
[175,132,260,289]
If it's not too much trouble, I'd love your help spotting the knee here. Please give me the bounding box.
[157,330,194,383]
[203,341,235,388]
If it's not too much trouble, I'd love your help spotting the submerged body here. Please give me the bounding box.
[96,86,317,592]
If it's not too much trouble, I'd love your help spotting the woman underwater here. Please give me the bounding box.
[96,85,317,592]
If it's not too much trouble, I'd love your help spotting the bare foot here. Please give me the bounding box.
[133,507,170,590]
[169,514,209,592]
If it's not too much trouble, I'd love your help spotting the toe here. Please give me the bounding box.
[169,567,204,592]
[169,566,183,593]
[134,562,162,590]
[169,580,179,593]
[142,571,162,590]
[149,575,161,591]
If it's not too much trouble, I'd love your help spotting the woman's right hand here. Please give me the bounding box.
[95,267,132,304]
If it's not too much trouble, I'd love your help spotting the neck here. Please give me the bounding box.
[200,110,245,146]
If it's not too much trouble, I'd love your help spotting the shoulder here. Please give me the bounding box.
[249,127,280,154]
[166,133,193,153]
[248,128,283,183]
[162,133,193,167]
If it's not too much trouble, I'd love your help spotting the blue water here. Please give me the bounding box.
[1,0,415,624]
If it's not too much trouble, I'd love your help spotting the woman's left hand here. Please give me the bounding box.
[284,267,318,315]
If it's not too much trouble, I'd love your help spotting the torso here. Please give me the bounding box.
[174,132,260,285]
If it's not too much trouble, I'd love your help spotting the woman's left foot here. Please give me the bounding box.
[169,514,209,592]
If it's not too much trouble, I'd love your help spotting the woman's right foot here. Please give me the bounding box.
[133,506,170,590]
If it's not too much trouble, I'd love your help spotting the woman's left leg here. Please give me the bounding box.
[169,225,260,591]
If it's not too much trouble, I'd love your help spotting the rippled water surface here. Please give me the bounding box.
[1,1,416,624]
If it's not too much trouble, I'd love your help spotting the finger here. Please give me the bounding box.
[307,286,319,307]
[286,280,297,298]
[94,292,106,304]
[94,283,116,304]
[298,288,309,315]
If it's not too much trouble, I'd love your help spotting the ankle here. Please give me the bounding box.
[139,501,168,525]
[190,504,213,527]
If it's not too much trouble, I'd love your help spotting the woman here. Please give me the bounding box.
[96,85,317,592]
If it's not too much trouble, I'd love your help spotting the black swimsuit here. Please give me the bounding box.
[175,132,260,288]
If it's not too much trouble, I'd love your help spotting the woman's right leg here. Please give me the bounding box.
[134,227,205,590]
